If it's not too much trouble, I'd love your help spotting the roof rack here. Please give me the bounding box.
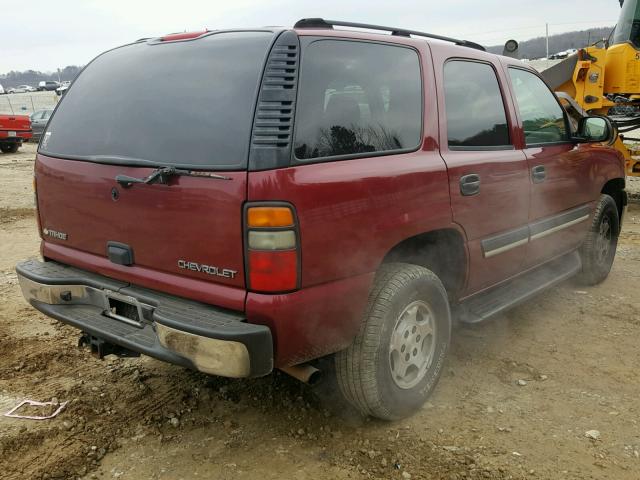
[293,18,485,51]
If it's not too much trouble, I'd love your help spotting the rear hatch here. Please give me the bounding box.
[35,31,276,307]
[0,114,31,136]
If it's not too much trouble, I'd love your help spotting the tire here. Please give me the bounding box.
[335,263,451,420]
[0,143,19,154]
[577,194,620,285]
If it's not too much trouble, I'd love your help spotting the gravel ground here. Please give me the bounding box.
[0,144,639,480]
[626,175,640,200]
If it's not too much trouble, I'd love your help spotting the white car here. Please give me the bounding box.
[0,84,5,95]
[8,85,36,93]
[56,82,70,96]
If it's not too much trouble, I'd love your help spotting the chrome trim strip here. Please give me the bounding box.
[482,205,591,258]
[528,204,590,237]
[482,225,529,258]
[529,214,589,241]
[484,237,529,258]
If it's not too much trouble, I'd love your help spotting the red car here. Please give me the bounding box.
[0,114,32,153]
[16,19,626,420]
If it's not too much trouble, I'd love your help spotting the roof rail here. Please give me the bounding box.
[293,18,485,51]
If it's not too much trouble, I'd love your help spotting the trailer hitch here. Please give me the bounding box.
[78,333,140,359]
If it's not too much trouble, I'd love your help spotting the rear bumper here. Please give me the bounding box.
[0,130,32,141]
[15,259,273,378]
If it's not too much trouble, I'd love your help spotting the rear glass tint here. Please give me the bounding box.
[294,40,422,161]
[444,60,510,148]
[40,31,274,169]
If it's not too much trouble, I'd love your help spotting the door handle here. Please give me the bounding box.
[460,174,480,196]
[532,165,546,183]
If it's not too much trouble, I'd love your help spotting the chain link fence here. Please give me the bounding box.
[0,92,58,115]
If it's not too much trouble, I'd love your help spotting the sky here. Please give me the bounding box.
[1,0,619,73]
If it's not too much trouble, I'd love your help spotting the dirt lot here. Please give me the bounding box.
[1,143,639,480]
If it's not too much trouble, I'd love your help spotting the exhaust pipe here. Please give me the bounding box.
[280,364,322,385]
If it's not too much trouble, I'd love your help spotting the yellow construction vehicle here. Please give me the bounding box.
[536,0,640,176]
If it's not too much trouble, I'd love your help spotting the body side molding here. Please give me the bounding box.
[481,204,591,258]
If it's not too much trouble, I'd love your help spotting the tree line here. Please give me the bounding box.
[486,26,614,59]
[0,65,82,88]
[0,26,617,88]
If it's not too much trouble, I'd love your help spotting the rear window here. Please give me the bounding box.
[294,40,422,161]
[40,31,274,169]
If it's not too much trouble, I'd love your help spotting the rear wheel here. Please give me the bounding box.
[335,263,451,420]
[577,194,619,285]
[0,143,19,154]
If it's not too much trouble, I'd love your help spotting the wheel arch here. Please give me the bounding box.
[601,177,626,232]
[380,228,467,299]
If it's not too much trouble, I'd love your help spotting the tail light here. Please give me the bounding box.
[33,174,42,229]
[33,174,45,261]
[245,204,300,292]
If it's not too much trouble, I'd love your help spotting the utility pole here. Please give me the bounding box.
[545,23,549,59]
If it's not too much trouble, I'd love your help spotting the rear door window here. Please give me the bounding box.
[444,60,510,149]
[294,40,422,161]
[508,68,569,146]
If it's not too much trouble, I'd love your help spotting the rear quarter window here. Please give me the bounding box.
[293,40,422,161]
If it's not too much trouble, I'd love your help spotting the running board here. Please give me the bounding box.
[457,251,581,324]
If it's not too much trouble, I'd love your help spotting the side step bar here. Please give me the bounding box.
[457,252,581,324]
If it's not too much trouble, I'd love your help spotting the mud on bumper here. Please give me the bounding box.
[15,259,273,377]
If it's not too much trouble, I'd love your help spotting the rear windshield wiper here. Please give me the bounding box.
[115,166,231,188]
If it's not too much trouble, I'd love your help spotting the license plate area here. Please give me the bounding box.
[8,131,16,137]
[102,291,147,328]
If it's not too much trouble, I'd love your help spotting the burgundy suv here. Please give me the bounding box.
[16,19,626,420]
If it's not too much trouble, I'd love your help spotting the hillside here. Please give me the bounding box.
[0,27,617,86]
[486,26,614,59]
[0,65,81,89]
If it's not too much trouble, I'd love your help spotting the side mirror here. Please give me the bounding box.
[574,115,615,144]
[502,39,519,59]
